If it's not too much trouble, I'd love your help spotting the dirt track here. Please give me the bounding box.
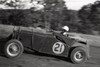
[0,46,100,67]
[0,34,100,67]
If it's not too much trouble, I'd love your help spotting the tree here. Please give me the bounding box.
[78,4,93,33]
[42,0,67,30]
[89,1,100,25]
[78,0,100,33]
[0,0,45,10]
[0,0,84,33]
[78,4,92,25]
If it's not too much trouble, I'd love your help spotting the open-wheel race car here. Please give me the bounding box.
[0,24,90,64]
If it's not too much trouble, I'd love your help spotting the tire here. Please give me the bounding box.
[4,39,24,58]
[70,47,87,64]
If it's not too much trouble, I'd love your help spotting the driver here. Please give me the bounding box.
[61,26,69,35]
[61,26,87,42]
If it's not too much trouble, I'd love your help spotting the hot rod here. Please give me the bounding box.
[0,24,90,64]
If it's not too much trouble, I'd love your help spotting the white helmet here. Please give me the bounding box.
[62,26,69,31]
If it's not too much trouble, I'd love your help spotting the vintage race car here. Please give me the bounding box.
[0,24,90,64]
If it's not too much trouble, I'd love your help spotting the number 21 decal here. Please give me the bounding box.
[52,42,65,54]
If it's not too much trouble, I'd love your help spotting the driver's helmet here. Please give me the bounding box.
[62,26,69,32]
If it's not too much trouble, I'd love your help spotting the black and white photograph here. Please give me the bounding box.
[0,0,100,67]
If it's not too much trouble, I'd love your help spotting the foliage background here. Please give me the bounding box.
[0,0,100,35]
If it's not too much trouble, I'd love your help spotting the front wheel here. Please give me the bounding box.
[70,47,87,64]
[4,39,24,58]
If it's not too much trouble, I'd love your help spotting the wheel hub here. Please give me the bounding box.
[7,43,19,56]
[9,44,18,53]
[74,51,83,61]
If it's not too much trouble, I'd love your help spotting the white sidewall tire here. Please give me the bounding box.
[4,39,24,58]
[70,47,87,64]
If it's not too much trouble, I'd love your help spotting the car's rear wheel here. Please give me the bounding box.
[70,47,87,64]
[4,39,24,58]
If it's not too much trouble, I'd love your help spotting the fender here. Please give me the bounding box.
[69,41,90,59]
[71,42,87,48]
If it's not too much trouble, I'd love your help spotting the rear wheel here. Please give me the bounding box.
[4,39,24,58]
[70,47,87,64]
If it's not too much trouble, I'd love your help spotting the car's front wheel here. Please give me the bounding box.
[70,47,87,64]
[4,39,24,58]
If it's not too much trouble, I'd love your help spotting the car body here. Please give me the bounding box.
[0,24,90,64]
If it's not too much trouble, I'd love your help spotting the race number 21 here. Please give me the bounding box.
[53,42,65,54]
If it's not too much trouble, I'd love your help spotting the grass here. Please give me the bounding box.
[0,24,14,38]
[68,32,100,47]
